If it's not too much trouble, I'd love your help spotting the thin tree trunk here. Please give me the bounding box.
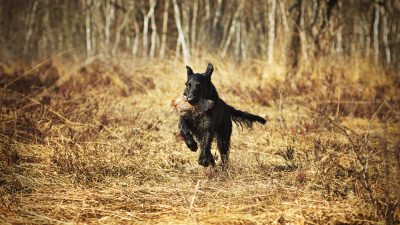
[175,34,181,59]
[23,0,39,56]
[336,0,343,58]
[172,0,190,64]
[287,0,302,72]
[279,1,289,33]
[149,4,157,58]
[42,0,52,57]
[92,1,99,55]
[85,0,92,56]
[221,2,242,58]
[211,0,222,47]
[267,0,276,64]
[132,20,140,57]
[105,0,115,50]
[382,9,391,64]
[202,0,211,43]
[112,1,134,56]
[363,16,371,58]
[299,0,308,62]
[58,0,67,51]
[181,1,190,51]
[143,0,156,57]
[240,21,247,60]
[234,22,241,59]
[352,11,361,57]
[373,3,380,64]
[191,0,198,50]
[159,0,170,58]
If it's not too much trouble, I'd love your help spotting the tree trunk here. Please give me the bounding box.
[221,2,242,58]
[181,1,190,52]
[105,0,115,50]
[287,0,302,73]
[373,2,380,64]
[132,20,140,57]
[159,0,170,58]
[143,0,156,57]
[267,0,276,64]
[23,0,39,56]
[240,21,247,60]
[335,0,343,58]
[85,0,92,56]
[149,4,157,58]
[382,8,391,65]
[191,0,198,50]
[201,0,211,43]
[211,0,222,47]
[299,0,308,62]
[112,1,134,56]
[234,22,241,59]
[363,15,371,58]
[172,0,190,64]
[279,1,289,33]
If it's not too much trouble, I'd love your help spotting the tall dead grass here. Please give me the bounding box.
[0,53,399,224]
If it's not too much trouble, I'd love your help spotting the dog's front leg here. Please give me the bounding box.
[198,130,215,167]
[179,117,198,152]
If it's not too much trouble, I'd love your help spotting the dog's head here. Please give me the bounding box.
[183,63,214,105]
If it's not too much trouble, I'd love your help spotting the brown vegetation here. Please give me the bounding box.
[1,55,399,224]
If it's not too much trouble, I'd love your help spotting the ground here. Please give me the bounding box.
[0,56,399,224]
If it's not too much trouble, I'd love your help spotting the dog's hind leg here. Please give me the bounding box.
[217,119,232,168]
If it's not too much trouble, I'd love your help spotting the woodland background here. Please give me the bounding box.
[1,0,399,68]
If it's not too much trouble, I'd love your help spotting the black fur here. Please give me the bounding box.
[179,63,266,167]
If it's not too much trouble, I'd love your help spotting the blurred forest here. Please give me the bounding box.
[1,0,400,69]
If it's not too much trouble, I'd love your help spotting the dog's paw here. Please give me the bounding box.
[198,155,215,167]
[186,140,198,152]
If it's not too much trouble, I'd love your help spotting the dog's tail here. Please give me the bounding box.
[228,105,266,128]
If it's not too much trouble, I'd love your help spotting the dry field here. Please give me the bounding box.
[0,55,399,224]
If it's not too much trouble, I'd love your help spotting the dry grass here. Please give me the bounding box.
[0,54,399,224]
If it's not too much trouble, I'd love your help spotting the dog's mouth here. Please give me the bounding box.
[187,97,199,105]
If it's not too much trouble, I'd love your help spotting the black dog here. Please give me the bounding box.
[179,63,266,167]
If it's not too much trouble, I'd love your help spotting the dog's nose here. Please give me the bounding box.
[187,97,197,104]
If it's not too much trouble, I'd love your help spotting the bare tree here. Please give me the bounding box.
[267,0,276,64]
[221,1,243,58]
[373,2,380,64]
[172,0,190,64]
[131,19,140,57]
[142,0,157,57]
[23,0,39,56]
[191,0,199,50]
[279,1,289,33]
[149,3,157,58]
[105,0,116,49]
[85,0,93,56]
[159,0,170,58]
[112,1,135,56]
[211,0,222,46]
[382,7,391,64]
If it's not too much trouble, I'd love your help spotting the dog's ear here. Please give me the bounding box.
[204,63,214,77]
[186,66,194,79]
